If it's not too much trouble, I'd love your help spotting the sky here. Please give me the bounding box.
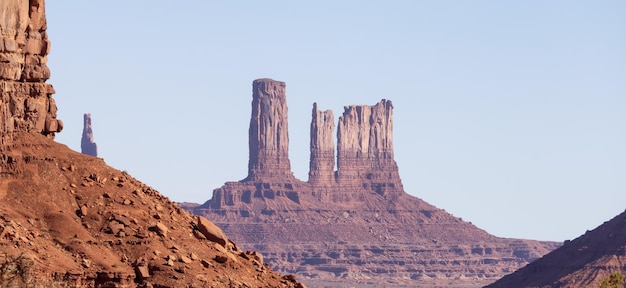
[45,1,625,242]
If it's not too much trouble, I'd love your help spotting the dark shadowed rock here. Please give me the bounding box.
[486,210,626,288]
[81,113,97,156]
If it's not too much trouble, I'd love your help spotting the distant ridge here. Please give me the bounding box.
[487,210,626,288]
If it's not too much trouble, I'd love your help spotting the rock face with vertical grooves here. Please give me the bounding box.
[337,100,402,196]
[308,103,334,184]
[81,113,97,156]
[245,78,293,182]
[186,78,561,288]
[0,0,62,143]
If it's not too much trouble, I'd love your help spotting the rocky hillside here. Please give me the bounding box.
[0,1,303,287]
[0,133,303,287]
[487,210,626,288]
[184,78,561,288]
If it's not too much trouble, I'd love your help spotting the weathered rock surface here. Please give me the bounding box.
[336,99,402,198]
[0,0,62,142]
[308,103,335,184]
[185,79,561,287]
[245,78,294,181]
[487,210,626,288]
[81,113,97,156]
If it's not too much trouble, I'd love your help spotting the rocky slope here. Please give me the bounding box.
[185,78,561,287]
[0,133,303,287]
[486,210,626,288]
[0,2,303,287]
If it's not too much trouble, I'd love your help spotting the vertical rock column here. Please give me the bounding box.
[245,78,294,181]
[336,100,400,190]
[308,103,335,184]
[81,113,97,156]
[0,0,62,141]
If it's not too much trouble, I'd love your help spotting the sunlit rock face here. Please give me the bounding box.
[0,0,62,142]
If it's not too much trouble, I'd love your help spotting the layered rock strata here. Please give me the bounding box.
[81,113,97,156]
[0,0,62,142]
[188,78,561,287]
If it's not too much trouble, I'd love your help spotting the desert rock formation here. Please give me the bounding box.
[186,78,561,287]
[81,113,97,156]
[0,0,62,142]
[308,103,334,184]
[0,3,303,287]
[487,210,626,288]
[245,78,293,182]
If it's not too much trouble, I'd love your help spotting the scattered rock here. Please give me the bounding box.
[196,216,227,247]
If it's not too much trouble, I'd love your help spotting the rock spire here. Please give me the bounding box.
[336,99,400,193]
[308,103,335,184]
[81,113,97,156]
[0,0,62,142]
[245,78,293,181]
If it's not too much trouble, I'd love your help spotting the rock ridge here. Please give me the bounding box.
[0,0,62,143]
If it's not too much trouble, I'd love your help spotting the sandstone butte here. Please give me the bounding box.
[81,113,97,157]
[184,78,561,288]
[0,1,303,287]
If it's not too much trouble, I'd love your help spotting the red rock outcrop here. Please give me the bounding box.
[0,0,62,142]
[187,79,561,287]
[308,103,335,184]
[486,210,626,288]
[245,78,294,182]
[81,113,97,156]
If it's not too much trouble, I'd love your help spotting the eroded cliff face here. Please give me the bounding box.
[336,100,401,196]
[245,78,293,181]
[308,103,334,184]
[0,0,62,142]
[81,113,97,156]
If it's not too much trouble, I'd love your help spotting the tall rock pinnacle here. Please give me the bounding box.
[337,100,400,191]
[0,0,62,141]
[309,103,335,184]
[245,78,293,181]
[81,113,97,156]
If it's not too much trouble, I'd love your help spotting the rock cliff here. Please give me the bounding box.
[187,78,561,287]
[0,0,62,142]
[336,99,402,197]
[81,113,97,156]
[308,103,334,184]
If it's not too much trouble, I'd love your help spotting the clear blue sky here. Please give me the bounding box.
[46,1,625,242]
